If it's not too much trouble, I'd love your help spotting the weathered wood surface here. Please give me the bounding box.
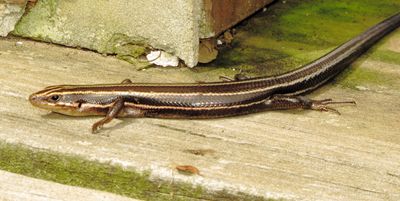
[0,32,400,200]
[0,170,139,201]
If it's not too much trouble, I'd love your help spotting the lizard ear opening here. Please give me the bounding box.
[76,100,86,108]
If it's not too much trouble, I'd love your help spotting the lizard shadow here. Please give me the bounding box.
[41,112,137,136]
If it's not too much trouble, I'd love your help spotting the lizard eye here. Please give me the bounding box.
[49,95,60,102]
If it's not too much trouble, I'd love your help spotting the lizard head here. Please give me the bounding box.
[29,85,102,116]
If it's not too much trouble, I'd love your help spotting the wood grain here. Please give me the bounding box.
[0,34,399,200]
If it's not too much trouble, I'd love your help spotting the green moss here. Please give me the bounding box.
[0,142,279,201]
[336,65,396,89]
[104,33,147,64]
[273,0,399,46]
[214,45,300,73]
[14,0,149,64]
[206,0,400,85]
[13,0,59,40]
[368,50,400,65]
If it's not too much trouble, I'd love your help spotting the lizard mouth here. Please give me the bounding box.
[29,93,41,107]
[29,93,57,111]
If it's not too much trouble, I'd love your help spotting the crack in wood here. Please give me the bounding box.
[151,123,214,139]
[387,172,400,179]
[241,162,385,195]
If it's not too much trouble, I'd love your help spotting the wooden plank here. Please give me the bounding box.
[0,170,139,201]
[0,30,400,200]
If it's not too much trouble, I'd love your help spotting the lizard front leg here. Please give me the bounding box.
[92,97,125,133]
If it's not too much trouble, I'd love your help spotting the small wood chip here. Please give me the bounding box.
[176,165,200,175]
[198,39,218,63]
[223,31,234,44]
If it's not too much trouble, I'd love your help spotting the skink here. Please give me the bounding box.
[29,12,400,133]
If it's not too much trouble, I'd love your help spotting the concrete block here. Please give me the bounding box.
[12,0,273,67]
[13,0,201,67]
[0,0,27,36]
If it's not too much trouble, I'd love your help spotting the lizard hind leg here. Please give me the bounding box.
[308,98,356,115]
[264,95,356,114]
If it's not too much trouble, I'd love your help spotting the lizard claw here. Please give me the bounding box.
[310,99,356,115]
[92,123,102,134]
